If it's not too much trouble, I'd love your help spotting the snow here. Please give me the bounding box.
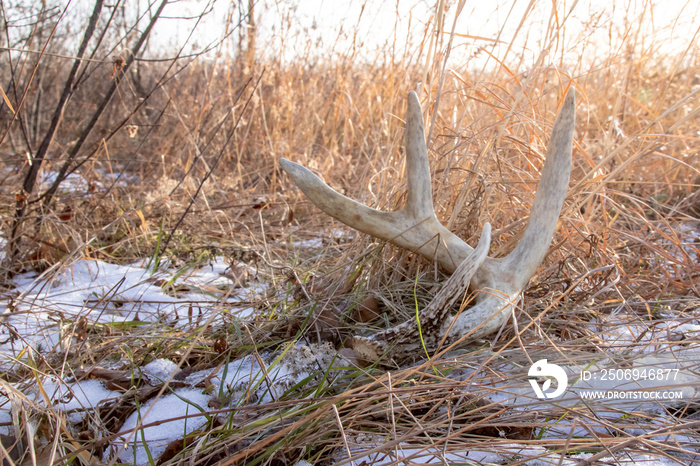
[46,378,121,412]
[111,387,211,465]
[0,258,265,369]
[104,343,338,463]
[661,221,699,265]
[0,252,698,464]
[292,227,353,249]
[185,343,338,403]
[142,358,179,383]
[293,238,325,249]
[0,256,279,463]
[590,312,700,351]
[493,351,700,412]
[0,340,339,464]
[37,169,141,193]
[332,441,691,465]
[0,377,122,433]
[0,251,340,464]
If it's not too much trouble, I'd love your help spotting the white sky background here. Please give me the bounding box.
[144,0,700,72]
[0,0,700,79]
[3,0,698,76]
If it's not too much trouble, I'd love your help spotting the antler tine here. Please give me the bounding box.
[280,91,474,273]
[498,87,576,289]
[404,91,434,218]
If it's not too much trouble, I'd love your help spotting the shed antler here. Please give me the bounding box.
[280,88,575,363]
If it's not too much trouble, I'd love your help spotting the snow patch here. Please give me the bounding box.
[142,359,179,383]
[110,388,211,465]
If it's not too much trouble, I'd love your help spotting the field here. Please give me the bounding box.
[0,0,699,464]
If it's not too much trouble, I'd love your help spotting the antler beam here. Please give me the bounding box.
[280,88,575,363]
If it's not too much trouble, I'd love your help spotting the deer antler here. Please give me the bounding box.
[280,88,575,363]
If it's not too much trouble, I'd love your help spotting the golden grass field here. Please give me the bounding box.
[0,0,699,464]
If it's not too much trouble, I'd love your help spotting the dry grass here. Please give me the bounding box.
[0,0,699,464]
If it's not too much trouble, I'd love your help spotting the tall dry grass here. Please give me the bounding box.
[0,0,699,464]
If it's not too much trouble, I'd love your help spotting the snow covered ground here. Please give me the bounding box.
[0,253,699,465]
[1,257,261,367]
[0,256,272,463]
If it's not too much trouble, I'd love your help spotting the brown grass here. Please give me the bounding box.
[0,0,699,464]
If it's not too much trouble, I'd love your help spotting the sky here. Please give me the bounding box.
[5,1,697,72]
[145,0,700,70]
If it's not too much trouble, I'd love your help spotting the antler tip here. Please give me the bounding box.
[279,158,302,177]
[406,90,421,112]
[563,86,576,111]
[279,157,314,187]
